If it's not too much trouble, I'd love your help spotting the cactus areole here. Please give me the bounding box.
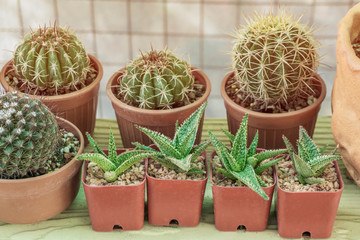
[10,25,93,95]
[231,11,320,110]
[116,49,197,110]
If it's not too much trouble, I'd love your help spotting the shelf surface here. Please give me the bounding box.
[1,117,359,240]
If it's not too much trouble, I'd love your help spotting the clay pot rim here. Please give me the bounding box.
[220,71,326,119]
[82,156,146,189]
[277,160,344,194]
[0,116,85,184]
[0,54,103,101]
[209,150,276,190]
[106,67,211,116]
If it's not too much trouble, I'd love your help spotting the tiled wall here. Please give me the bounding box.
[0,0,357,118]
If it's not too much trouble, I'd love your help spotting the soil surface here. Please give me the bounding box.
[225,76,319,113]
[211,155,274,187]
[85,161,145,186]
[147,156,206,180]
[277,156,340,192]
[5,63,98,96]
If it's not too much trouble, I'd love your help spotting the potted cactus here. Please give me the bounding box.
[209,114,286,231]
[277,127,343,238]
[134,102,210,227]
[0,25,103,140]
[221,10,326,149]
[0,92,84,224]
[106,48,211,148]
[77,131,159,231]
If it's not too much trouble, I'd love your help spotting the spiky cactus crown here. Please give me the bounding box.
[283,127,340,185]
[231,11,320,107]
[13,25,91,94]
[117,49,195,109]
[0,92,60,179]
[209,114,287,200]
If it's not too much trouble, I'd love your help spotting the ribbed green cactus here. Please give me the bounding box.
[232,11,319,107]
[118,49,195,109]
[0,92,60,178]
[13,25,91,93]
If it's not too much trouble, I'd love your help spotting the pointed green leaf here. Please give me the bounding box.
[179,126,197,156]
[187,168,206,175]
[216,168,237,180]
[256,174,267,187]
[255,156,284,175]
[314,165,328,177]
[117,150,160,166]
[299,126,320,159]
[86,133,106,157]
[248,131,259,157]
[298,141,311,163]
[231,114,248,170]
[77,153,116,171]
[253,149,287,164]
[151,155,180,171]
[115,152,156,176]
[308,155,341,172]
[137,126,182,159]
[108,130,118,165]
[283,135,296,157]
[189,141,210,163]
[162,155,191,172]
[297,174,306,184]
[293,153,315,178]
[222,129,235,143]
[133,142,158,152]
[304,177,325,184]
[230,165,269,200]
[319,145,327,155]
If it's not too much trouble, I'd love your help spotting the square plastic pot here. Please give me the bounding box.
[277,161,344,238]
[146,151,208,227]
[82,149,146,231]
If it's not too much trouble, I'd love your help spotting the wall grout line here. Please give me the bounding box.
[17,0,24,37]
[199,0,204,70]
[163,0,168,47]
[127,0,133,60]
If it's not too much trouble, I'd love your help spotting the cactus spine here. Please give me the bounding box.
[231,10,320,107]
[13,25,91,94]
[0,92,60,178]
[117,49,195,109]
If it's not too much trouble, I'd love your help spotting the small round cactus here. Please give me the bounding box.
[231,11,320,107]
[12,25,91,94]
[0,92,60,178]
[117,49,195,109]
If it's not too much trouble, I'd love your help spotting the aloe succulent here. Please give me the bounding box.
[77,131,160,183]
[134,102,210,174]
[282,127,341,184]
[209,114,287,200]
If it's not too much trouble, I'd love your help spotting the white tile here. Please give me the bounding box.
[0,0,21,29]
[57,0,92,31]
[203,3,237,35]
[318,69,335,99]
[279,0,312,3]
[167,2,200,34]
[205,97,226,118]
[167,36,201,67]
[100,93,116,119]
[202,67,228,98]
[20,0,56,29]
[96,33,129,64]
[131,2,164,33]
[131,34,165,58]
[203,37,232,67]
[318,38,337,70]
[314,5,349,37]
[76,32,95,55]
[100,65,121,95]
[238,5,272,26]
[94,1,127,32]
[0,32,21,64]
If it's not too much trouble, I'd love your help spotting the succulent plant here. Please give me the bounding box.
[12,25,91,94]
[77,131,161,183]
[209,114,287,200]
[231,10,320,107]
[0,92,60,178]
[117,48,195,109]
[134,102,210,174]
[283,127,340,184]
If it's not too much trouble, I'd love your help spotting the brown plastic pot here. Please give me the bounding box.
[210,150,275,231]
[82,149,146,232]
[146,151,208,227]
[277,161,344,239]
[332,3,360,186]
[0,54,103,142]
[106,67,211,148]
[221,72,326,149]
[0,117,84,224]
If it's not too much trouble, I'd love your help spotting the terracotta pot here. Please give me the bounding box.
[0,54,103,143]
[221,72,326,149]
[0,117,84,224]
[277,161,344,238]
[82,149,146,231]
[332,3,360,186]
[210,150,275,231]
[106,67,211,148]
[146,151,208,227]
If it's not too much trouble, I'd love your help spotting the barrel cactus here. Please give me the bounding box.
[0,92,60,178]
[117,49,195,109]
[13,25,91,94]
[231,10,320,107]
